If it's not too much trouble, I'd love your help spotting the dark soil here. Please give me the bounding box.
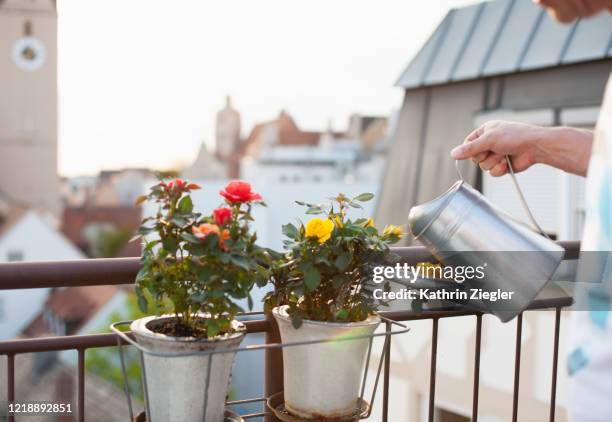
[147,317,227,339]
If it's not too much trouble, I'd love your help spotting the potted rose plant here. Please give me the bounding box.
[131,179,269,422]
[265,193,402,419]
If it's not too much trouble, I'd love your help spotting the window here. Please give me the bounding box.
[7,251,23,262]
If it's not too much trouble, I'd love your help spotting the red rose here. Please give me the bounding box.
[213,207,232,225]
[220,181,262,204]
[165,179,200,194]
[166,178,185,190]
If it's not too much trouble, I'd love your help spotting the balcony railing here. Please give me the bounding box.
[0,241,579,422]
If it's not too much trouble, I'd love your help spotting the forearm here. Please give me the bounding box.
[533,126,594,177]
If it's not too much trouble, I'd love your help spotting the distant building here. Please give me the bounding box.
[62,169,153,208]
[0,206,85,339]
[182,143,226,181]
[0,0,60,215]
[243,110,344,155]
[215,96,242,178]
[373,1,612,420]
[61,205,142,258]
[241,111,391,184]
[347,113,389,152]
[23,285,125,338]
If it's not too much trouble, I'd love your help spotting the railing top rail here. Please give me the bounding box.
[0,241,581,290]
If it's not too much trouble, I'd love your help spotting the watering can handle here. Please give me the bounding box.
[455,157,550,238]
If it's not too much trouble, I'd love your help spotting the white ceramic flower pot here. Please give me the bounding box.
[272,306,380,419]
[130,315,245,422]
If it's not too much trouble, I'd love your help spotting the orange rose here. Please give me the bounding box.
[220,229,230,250]
[192,223,220,239]
[192,224,230,250]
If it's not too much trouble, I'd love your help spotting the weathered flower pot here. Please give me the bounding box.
[272,306,380,419]
[130,315,246,422]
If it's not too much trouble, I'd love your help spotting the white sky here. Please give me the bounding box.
[57,0,479,176]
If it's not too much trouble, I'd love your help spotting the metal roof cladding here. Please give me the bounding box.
[396,0,612,88]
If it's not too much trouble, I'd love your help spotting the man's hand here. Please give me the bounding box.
[451,120,594,177]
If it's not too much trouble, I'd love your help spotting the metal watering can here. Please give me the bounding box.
[408,157,564,322]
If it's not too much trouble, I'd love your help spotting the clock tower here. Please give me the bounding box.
[0,0,59,214]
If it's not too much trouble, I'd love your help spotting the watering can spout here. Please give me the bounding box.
[408,181,463,239]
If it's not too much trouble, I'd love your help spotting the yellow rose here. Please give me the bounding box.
[383,224,403,237]
[305,218,335,243]
[364,218,375,227]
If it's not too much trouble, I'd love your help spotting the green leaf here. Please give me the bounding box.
[306,207,325,215]
[194,265,213,282]
[282,223,300,240]
[291,313,303,329]
[335,252,352,271]
[230,255,250,270]
[206,320,220,338]
[304,267,321,291]
[143,239,160,252]
[161,237,178,253]
[335,308,349,321]
[181,232,201,244]
[202,233,220,250]
[137,226,154,236]
[178,196,194,213]
[353,193,374,202]
[170,216,187,226]
[135,286,148,313]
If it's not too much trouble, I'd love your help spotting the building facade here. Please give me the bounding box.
[0,0,59,214]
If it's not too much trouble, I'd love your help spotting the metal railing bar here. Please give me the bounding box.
[512,313,523,422]
[116,335,134,420]
[0,258,140,290]
[428,318,439,422]
[242,412,269,419]
[109,319,410,359]
[382,296,572,323]
[382,321,391,422]
[357,336,374,415]
[550,307,562,422]
[472,314,482,422]
[227,397,267,406]
[78,348,85,422]
[0,333,127,354]
[139,350,151,422]
[362,332,391,419]
[0,303,571,356]
[0,319,269,355]
[0,242,580,291]
[7,353,14,422]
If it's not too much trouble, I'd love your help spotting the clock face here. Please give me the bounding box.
[11,37,46,72]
